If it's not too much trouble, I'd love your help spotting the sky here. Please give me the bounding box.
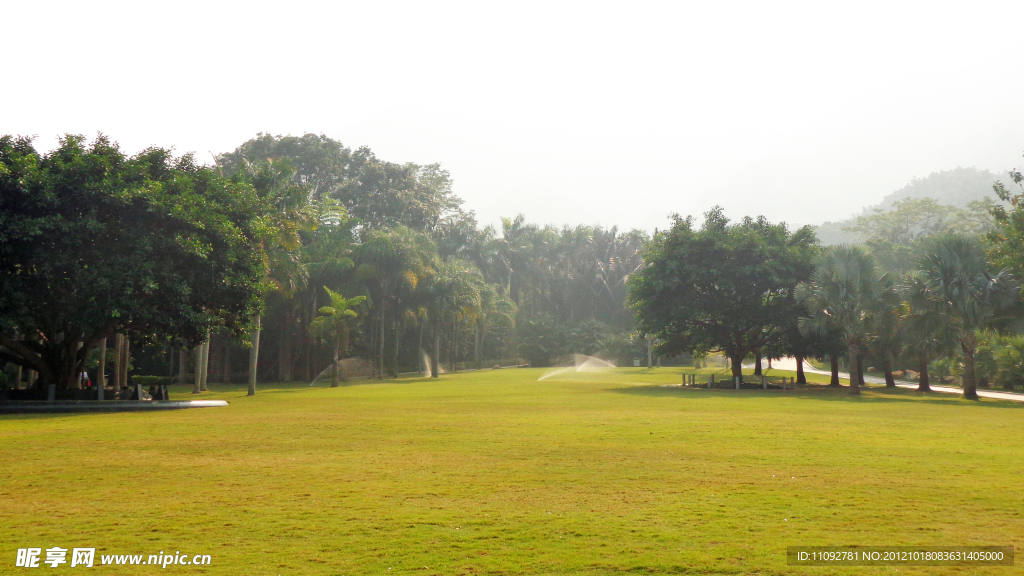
[3,0,1022,232]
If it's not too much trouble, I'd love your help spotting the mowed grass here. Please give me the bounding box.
[2,368,1023,575]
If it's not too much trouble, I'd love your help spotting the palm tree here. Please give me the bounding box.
[915,235,1019,399]
[901,272,956,392]
[237,158,315,395]
[309,287,366,387]
[867,274,902,387]
[354,226,435,378]
[474,283,518,368]
[423,260,484,377]
[798,246,885,394]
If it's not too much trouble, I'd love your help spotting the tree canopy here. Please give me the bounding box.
[628,207,818,377]
[0,135,270,389]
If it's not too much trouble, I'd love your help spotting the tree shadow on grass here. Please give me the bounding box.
[609,384,1024,409]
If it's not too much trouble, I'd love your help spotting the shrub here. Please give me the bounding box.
[133,375,172,387]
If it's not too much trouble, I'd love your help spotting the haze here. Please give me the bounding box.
[4,0,1022,231]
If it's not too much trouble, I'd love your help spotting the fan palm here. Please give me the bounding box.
[915,235,1019,399]
[797,245,884,394]
[901,272,956,391]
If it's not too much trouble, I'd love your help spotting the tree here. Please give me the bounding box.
[866,274,902,387]
[628,207,817,378]
[844,197,995,274]
[421,260,484,376]
[0,135,269,391]
[900,272,956,392]
[797,246,885,394]
[915,235,1019,399]
[988,156,1024,278]
[309,287,365,387]
[233,158,315,394]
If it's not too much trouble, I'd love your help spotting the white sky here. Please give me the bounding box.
[4,0,1022,232]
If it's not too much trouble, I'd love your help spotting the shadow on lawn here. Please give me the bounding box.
[610,384,1024,409]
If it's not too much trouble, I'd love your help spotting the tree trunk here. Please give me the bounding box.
[453,322,459,373]
[303,290,318,381]
[70,342,83,390]
[14,364,22,390]
[199,336,210,391]
[168,345,175,380]
[646,336,653,368]
[113,333,123,390]
[193,344,203,394]
[222,338,231,384]
[378,310,386,380]
[121,336,130,388]
[474,318,481,369]
[391,319,402,378]
[857,356,865,386]
[918,353,931,391]
[431,322,440,379]
[847,346,861,394]
[331,341,339,388]
[280,300,294,382]
[97,338,106,392]
[754,354,762,376]
[418,319,425,374]
[730,353,743,378]
[248,314,261,396]
[883,359,896,388]
[829,355,840,386]
[962,342,978,400]
[796,354,806,384]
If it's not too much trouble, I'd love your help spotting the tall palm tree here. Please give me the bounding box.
[797,246,885,394]
[915,235,1019,399]
[423,260,484,377]
[238,158,315,395]
[309,287,366,387]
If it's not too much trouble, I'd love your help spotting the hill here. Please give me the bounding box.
[816,167,1006,245]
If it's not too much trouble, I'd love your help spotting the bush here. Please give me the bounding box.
[133,375,172,387]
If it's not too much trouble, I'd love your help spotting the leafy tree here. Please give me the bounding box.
[914,235,1019,399]
[629,207,817,378]
[0,135,268,390]
[844,197,995,273]
[309,287,365,387]
[988,156,1024,278]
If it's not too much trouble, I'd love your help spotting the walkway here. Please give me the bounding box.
[763,357,1024,403]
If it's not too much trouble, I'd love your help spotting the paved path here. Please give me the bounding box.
[759,357,1024,403]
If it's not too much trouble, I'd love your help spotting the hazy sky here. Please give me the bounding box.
[4,1,1022,232]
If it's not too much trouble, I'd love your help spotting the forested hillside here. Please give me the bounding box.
[816,167,1005,246]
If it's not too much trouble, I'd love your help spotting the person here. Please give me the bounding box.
[80,371,91,389]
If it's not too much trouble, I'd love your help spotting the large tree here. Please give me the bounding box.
[0,135,269,391]
[628,207,817,378]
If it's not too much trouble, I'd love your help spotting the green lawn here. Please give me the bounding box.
[2,368,1022,575]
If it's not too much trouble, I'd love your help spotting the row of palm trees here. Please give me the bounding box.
[798,234,1019,398]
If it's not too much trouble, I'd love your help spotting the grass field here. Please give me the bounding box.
[2,367,1022,575]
